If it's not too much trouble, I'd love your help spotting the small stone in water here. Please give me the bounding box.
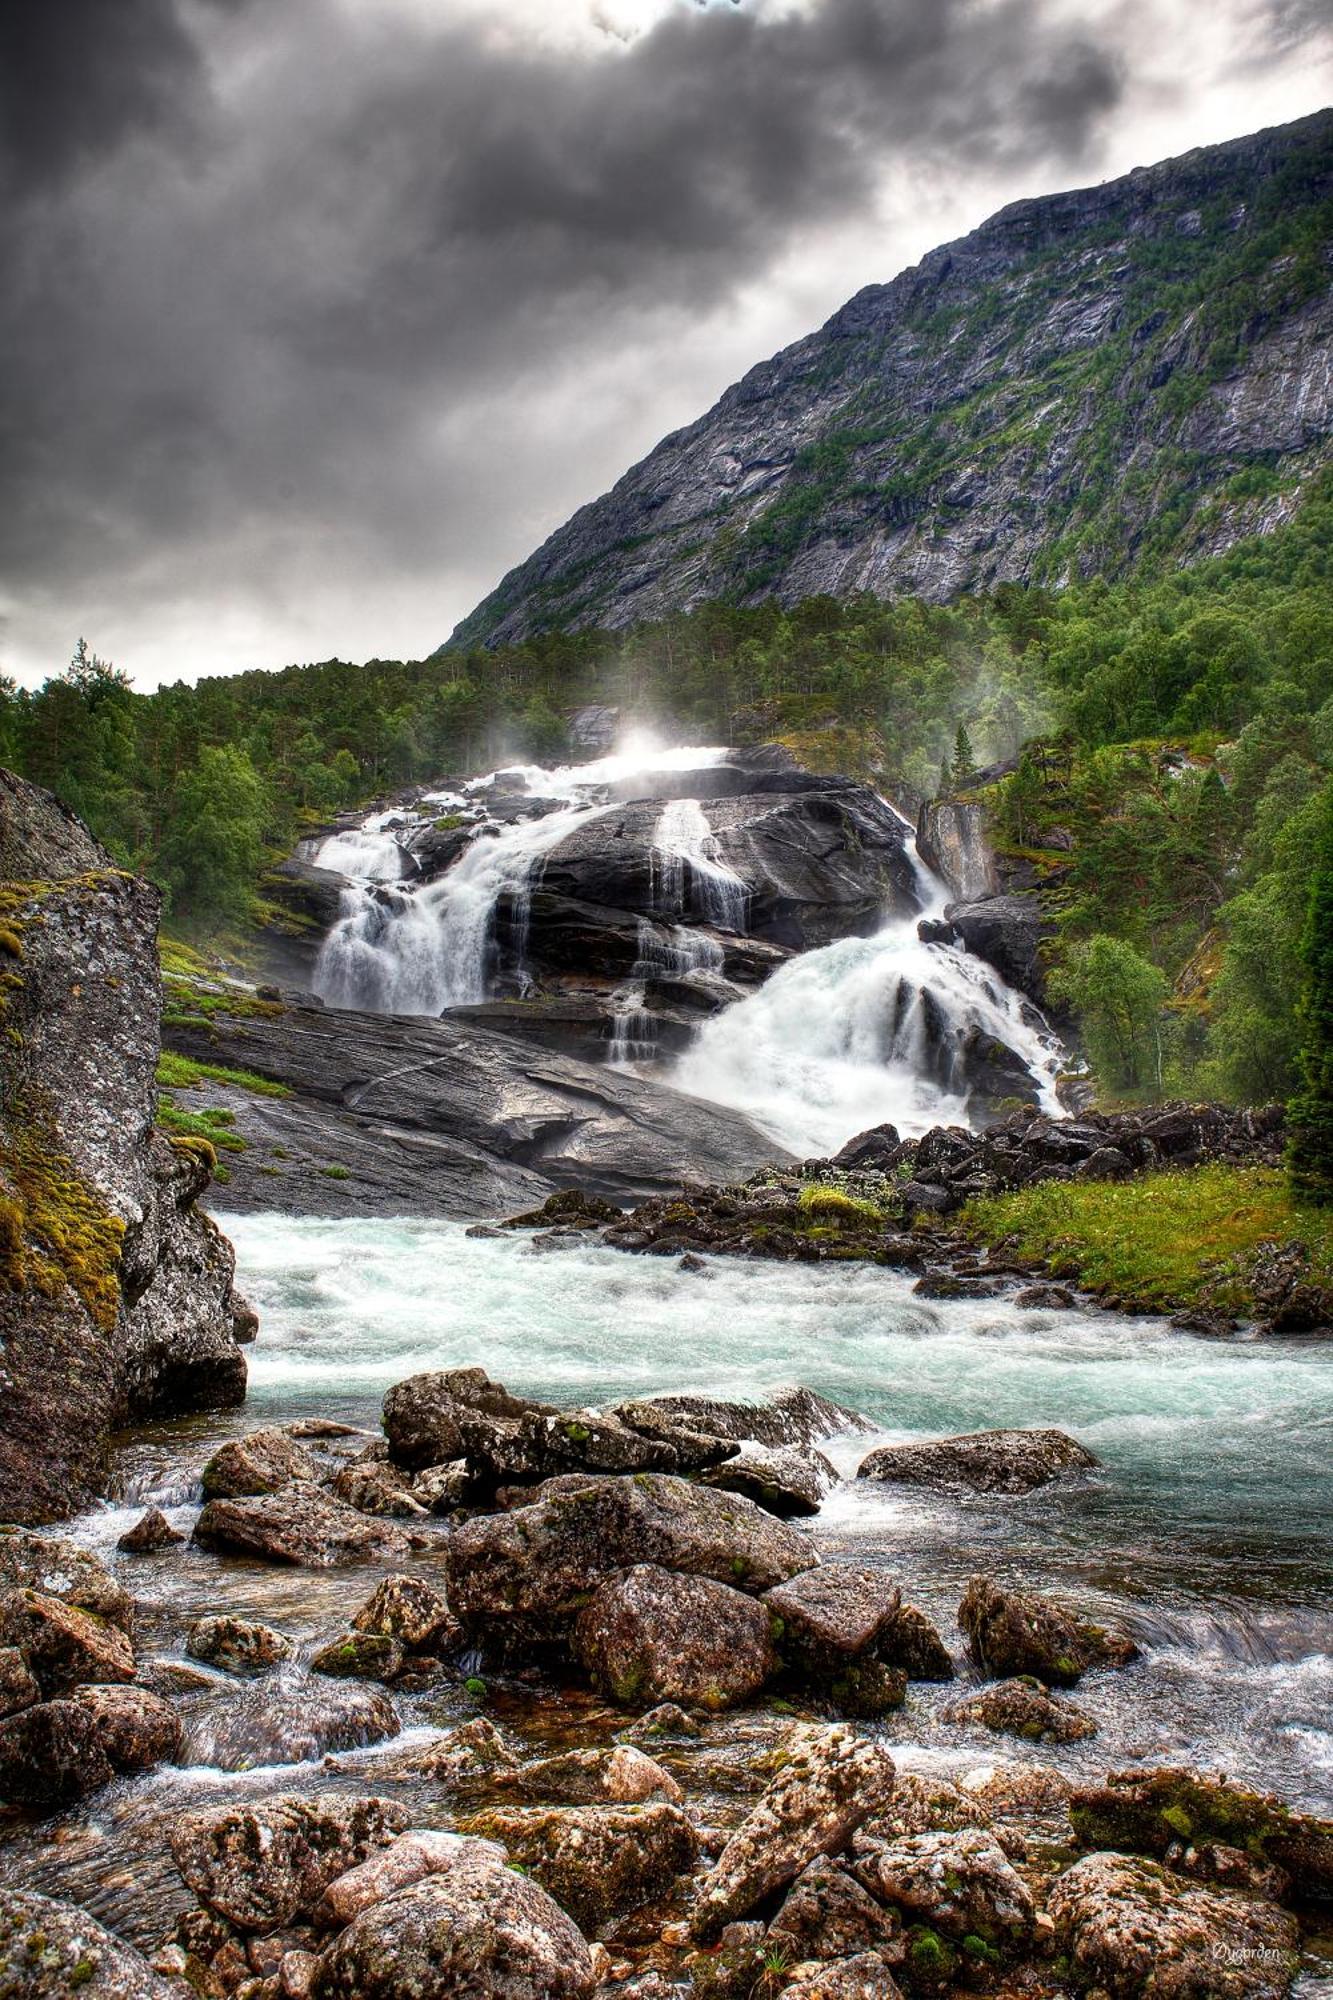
[117,1505,185,1553]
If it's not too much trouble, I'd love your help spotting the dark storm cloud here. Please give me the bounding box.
[0,0,1294,679]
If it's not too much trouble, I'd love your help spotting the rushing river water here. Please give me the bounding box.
[6,1215,1333,1962]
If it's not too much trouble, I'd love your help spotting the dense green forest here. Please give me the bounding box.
[3,474,1331,1111]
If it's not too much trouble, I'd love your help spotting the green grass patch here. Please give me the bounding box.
[962,1165,1333,1312]
[156,1051,289,1098]
[156,1097,247,1153]
[798,1182,887,1226]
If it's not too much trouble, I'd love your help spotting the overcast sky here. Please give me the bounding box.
[1,0,1329,691]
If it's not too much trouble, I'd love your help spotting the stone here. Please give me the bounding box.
[857,1427,1098,1494]
[699,1444,837,1518]
[688,1921,767,2000]
[318,1830,504,1926]
[446,1472,817,1655]
[350,1574,458,1653]
[311,1859,595,2000]
[194,1487,411,1567]
[574,1564,776,1712]
[382,1366,550,1471]
[766,1855,904,1967]
[410,1461,470,1512]
[0,1588,135,1695]
[0,1697,114,1806]
[310,1633,404,1682]
[329,1462,427,1518]
[412,1716,522,1785]
[856,1773,993,1848]
[183,1681,399,1773]
[0,1887,183,1997]
[618,1387,871,1450]
[458,1802,698,1935]
[778,1957,905,1999]
[764,1563,952,1710]
[503,1745,683,1805]
[71,1683,183,1770]
[186,1614,294,1676]
[867,1829,1034,1947]
[117,1506,186,1553]
[1047,1852,1300,1999]
[1012,1283,1077,1310]
[621,1702,700,1742]
[691,1727,897,1941]
[201,1429,323,1499]
[0,1646,38,1718]
[958,1575,1138,1687]
[1067,1768,1333,1902]
[0,1528,134,1628]
[171,1794,410,1932]
[944,1676,1096,1743]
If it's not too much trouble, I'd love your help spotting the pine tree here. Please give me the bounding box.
[1288,780,1333,1202]
[952,721,977,788]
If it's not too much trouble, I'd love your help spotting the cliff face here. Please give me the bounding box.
[0,771,249,1523]
[453,111,1333,648]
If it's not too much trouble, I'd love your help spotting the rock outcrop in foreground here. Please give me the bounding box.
[0,770,250,1520]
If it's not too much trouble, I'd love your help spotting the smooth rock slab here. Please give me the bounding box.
[867,1829,1034,1946]
[574,1564,776,1711]
[958,1575,1137,1687]
[691,1726,897,1941]
[0,1589,135,1696]
[171,1793,410,1931]
[458,1802,698,1935]
[194,1485,411,1566]
[183,1679,399,1772]
[0,1887,181,1998]
[311,1860,595,2000]
[857,1428,1097,1495]
[447,1472,816,1653]
[1047,1852,1299,1999]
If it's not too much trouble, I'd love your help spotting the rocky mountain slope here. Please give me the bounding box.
[0,771,252,1521]
[453,111,1332,648]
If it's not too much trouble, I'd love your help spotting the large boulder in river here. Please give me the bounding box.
[70,1684,183,1771]
[574,1564,776,1710]
[0,1697,114,1806]
[857,1428,1098,1495]
[1047,1852,1299,1999]
[616,1386,871,1450]
[867,1829,1035,1948]
[171,1793,410,1931]
[699,1442,837,1517]
[201,1427,323,1498]
[458,1800,698,1933]
[764,1563,954,1710]
[312,1858,596,2000]
[0,1589,135,1695]
[691,1726,897,1941]
[183,1677,399,1772]
[446,1472,817,1655]
[383,1366,552,1471]
[944,1676,1096,1744]
[0,1887,182,1997]
[0,769,250,1524]
[186,1612,294,1675]
[193,1485,412,1566]
[958,1575,1138,1687]
[0,1527,134,1629]
[1067,1769,1333,1903]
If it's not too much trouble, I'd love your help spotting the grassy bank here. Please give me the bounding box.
[962,1165,1333,1315]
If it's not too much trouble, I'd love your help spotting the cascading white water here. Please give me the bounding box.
[672,827,1065,1154]
[652,798,749,932]
[607,918,729,1067]
[314,814,411,882]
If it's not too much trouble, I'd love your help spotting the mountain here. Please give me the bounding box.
[452,110,1333,650]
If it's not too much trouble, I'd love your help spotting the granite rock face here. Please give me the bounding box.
[453,114,1333,648]
[0,768,249,1521]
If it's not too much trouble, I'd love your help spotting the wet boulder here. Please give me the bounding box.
[501,1744,683,1806]
[329,1461,427,1519]
[201,1428,324,1499]
[943,893,1050,1005]
[766,1855,905,1968]
[1047,1852,1299,1999]
[857,1428,1097,1495]
[764,1564,952,1714]
[411,1716,522,1786]
[182,1679,399,1773]
[699,1444,837,1518]
[958,1576,1137,1688]
[446,1472,816,1655]
[617,1387,871,1450]
[351,1575,458,1654]
[71,1683,183,1771]
[171,1793,410,1932]
[867,1829,1034,1948]
[691,1726,897,1941]
[856,1773,994,1849]
[310,1632,404,1682]
[0,1887,183,1998]
[0,1588,135,1695]
[0,1697,114,1806]
[186,1613,294,1676]
[0,1528,134,1630]
[458,1801,698,1934]
[318,1830,504,1926]
[311,1856,595,2000]
[382,1367,553,1471]
[1067,1769,1333,1903]
[117,1506,186,1554]
[193,1486,411,1567]
[573,1564,776,1711]
[0,1646,38,1718]
[944,1676,1096,1744]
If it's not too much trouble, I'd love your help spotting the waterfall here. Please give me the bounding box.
[607,920,729,1069]
[314,814,412,882]
[651,798,749,932]
[671,829,1064,1154]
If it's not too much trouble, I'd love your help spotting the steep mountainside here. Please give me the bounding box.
[0,771,251,1521]
[453,111,1332,648]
